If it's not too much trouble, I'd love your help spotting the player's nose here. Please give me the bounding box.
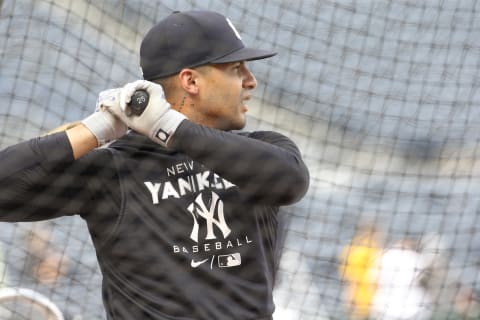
[242,64,257,90]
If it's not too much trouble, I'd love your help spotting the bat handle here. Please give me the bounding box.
[126,90,149,116]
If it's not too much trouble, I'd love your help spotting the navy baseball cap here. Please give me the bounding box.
[140,10,277,80]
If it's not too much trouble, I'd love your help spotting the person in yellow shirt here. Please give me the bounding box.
[339,223,383,320]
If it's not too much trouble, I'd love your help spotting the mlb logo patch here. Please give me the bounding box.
[218,253,241,267]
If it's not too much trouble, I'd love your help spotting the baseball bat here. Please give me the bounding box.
[126,89,149,116]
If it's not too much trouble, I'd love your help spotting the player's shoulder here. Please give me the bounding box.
[235,129,289,139]
[235,129,298,147]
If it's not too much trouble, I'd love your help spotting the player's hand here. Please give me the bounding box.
[104,80,186,147]
[81,88,128,146]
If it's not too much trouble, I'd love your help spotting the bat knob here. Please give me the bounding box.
[127,90,149,116]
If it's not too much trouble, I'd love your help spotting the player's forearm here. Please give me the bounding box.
[169,121,309,205]
[65,123,99,159]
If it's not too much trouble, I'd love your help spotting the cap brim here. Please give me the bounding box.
[211,47,277,64]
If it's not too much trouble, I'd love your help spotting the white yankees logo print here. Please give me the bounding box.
[188,191,231,243]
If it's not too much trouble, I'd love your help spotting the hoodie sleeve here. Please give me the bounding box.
[0,133,120,223]
[168,121,310,205]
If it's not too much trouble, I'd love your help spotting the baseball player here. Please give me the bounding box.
[0,10,309,320]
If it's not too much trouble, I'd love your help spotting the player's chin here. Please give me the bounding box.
[233,114,247,130]
[226,121,245,131]
[224,116,246,131]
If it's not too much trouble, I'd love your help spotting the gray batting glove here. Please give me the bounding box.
[81,88,128,146]
[103,80,186,147]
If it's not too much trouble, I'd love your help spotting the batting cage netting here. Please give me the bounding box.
[1,0,480,319]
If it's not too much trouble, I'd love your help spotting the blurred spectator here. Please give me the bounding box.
[418,233,453,315]
[430,284,480,320]
[0,243,6,287]
[371,238,431,320]
[453,286,480,319]
[24,223,69,285]
[339,223,383,319]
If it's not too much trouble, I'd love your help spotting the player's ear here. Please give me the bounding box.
[178,68,200,95]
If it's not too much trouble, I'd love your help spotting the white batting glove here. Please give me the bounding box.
[81,88,128,146]
[104,80,186,147]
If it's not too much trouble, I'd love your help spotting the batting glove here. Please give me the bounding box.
[104,80,186,147]
[81,88,128,146]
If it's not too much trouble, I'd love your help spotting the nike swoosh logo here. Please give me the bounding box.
[191,258,209,268]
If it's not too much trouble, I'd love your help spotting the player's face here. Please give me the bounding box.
[195,61,257,130]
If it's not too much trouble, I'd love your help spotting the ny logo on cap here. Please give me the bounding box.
[226,18,242,41]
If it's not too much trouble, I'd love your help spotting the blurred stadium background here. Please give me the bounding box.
[1,0,480,319]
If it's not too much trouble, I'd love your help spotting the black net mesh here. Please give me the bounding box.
[1,0,480,319]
